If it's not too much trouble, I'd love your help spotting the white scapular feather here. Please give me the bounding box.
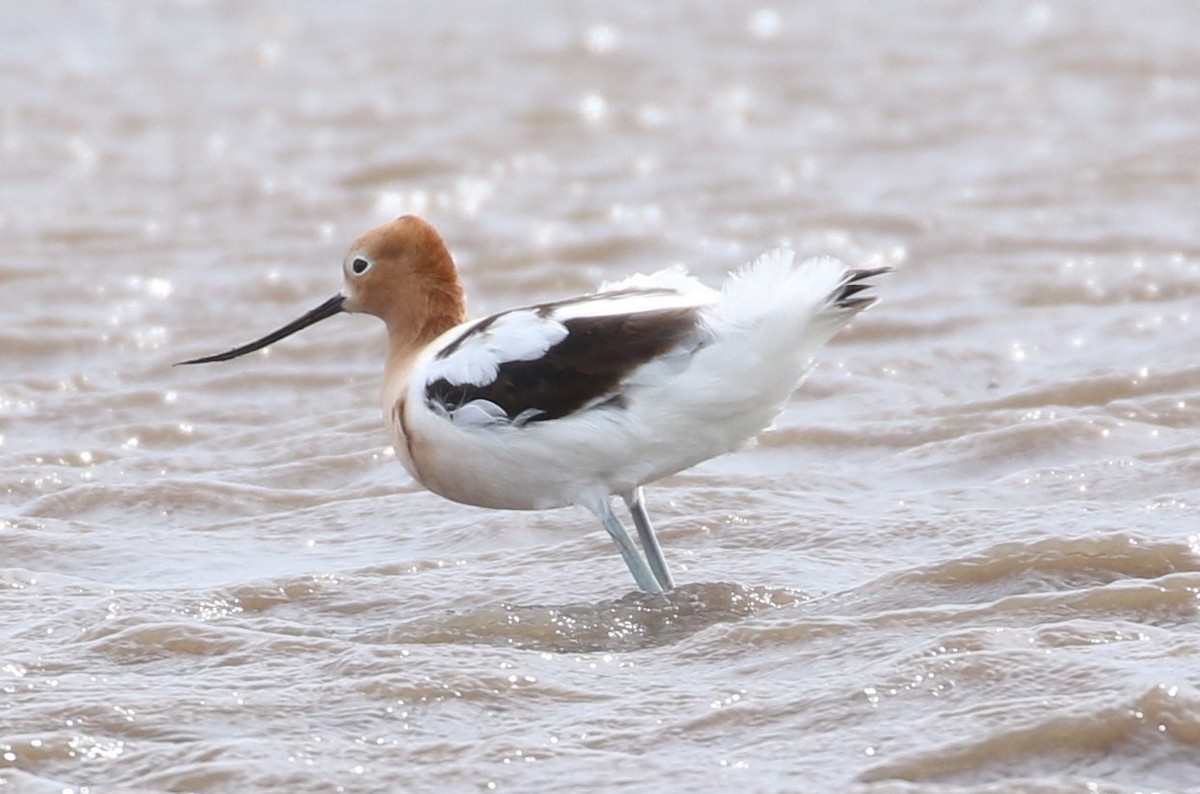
[424,310,569,387]
[599,266,717,301]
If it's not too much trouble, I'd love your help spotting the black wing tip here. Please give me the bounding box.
[837,296,879,311]
[833,266,893,311]
[848,265,895,281]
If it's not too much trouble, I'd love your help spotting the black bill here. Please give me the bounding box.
[175,294,346,365]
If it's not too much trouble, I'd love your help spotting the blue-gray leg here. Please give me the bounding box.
[626,487,675,591]
[594,497,663,594]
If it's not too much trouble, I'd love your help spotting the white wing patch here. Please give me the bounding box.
[425,310,569,387]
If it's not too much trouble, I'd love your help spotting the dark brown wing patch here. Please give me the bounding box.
[433,288,680,362]
[426,306,704,424]
[434,313,503,361]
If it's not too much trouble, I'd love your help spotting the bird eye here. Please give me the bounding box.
[350,257,371,276]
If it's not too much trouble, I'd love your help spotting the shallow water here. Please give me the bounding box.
[3,1,1200,792]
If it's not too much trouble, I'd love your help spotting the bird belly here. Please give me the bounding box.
[391,380,773,513]
[391,397,592,511]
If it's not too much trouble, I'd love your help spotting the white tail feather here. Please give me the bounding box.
[714,249,852,334]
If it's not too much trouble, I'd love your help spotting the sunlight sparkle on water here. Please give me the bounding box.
[748,9,781,40]
[583,24,619,54]
[579,93,608,124]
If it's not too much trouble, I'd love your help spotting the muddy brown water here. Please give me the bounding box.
[3,2,1199,792]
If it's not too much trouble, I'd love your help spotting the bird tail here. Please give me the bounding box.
[715,249,890,346]
[695,249,890,431]
[806,258,893,345]
[630,249,891,471]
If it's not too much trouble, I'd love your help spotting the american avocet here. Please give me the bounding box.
[179,216,888,594]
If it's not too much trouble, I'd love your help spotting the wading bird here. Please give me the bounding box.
[179,216,888,593]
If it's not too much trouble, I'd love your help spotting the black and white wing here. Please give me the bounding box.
[420,285,714,427]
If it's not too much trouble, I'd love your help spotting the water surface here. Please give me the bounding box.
[3,2,1200,792]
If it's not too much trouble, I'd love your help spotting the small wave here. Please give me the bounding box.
[354,582,805,653]
[859,682,1200,789]
[844,534,1200,620]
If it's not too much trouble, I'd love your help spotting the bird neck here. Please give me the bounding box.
[382,274,466,393]
[416,276,468,346]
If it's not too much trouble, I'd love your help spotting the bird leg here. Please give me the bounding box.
[595,498,663,594]
[626,487,675,591]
